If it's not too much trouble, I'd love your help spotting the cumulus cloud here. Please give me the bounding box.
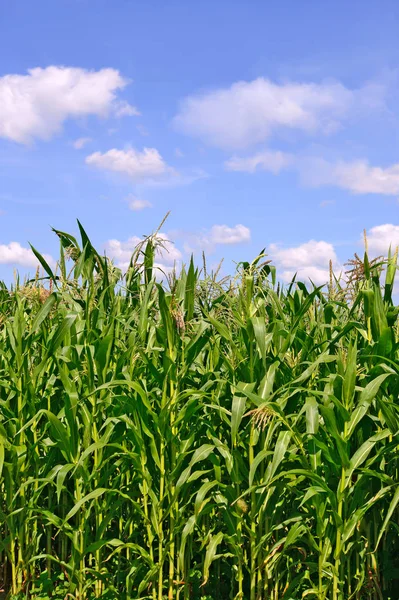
[128,196,152,211]
[86,147,206,187]
[0,242,54,267]
[105,233,182,274]
[209,224,251,244]
[225,150,292,173]
[268,239,340,285]
[86,147,175,183]
[365,224,399,255]
[174,77,382,149]
[73,137,92,149]
[0,66,138,144]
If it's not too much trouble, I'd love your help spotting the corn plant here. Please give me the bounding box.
[0,222,398,599]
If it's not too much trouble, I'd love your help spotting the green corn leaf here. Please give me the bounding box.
[184,255,196,321]
[231,395,246,446]
[29,243,57,282]
[144,238,154,284]
[344,430,391,489]
[202,531,224,586]
[179,515,196,574]
[64,488,108,522]
[305,396,319,435]
[189,443,215,467]
[31,292,57,332]
[346,374,391,438]
[249,448,273,486]
[374,485,399,550]
[266,430,292,482]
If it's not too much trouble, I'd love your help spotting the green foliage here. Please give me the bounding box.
[0,222,398,599]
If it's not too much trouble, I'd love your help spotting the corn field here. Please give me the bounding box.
[0,221,399,600]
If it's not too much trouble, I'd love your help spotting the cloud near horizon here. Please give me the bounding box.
[181,224,251,254]
[268,239,341,285]
[0,242,54,268]
[267,223,399,286]
[365,224,399,255]
[105,233,182,275]
[2,224,397,286]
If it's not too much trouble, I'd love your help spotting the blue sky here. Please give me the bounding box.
[1,0,399,285]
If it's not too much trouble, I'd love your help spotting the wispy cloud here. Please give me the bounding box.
[73,137,92,150]
[114,100,140,117]
[174,76,386,150]
[136,124,149,136]
[127,196,152,211]
[180,224,251,254]
[226,150,399,196]
[299,158,399,195]
[225,150,292,174]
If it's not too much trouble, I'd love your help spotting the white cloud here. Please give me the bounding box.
[114,100,140,117]
[225,150,292,173]
[209,224,251,244]
[86,147,207,187]
[0,66,138,144]
[278,265,334,285]
[269,240,336,269]
[365,224,399,255]
[227,150,399,196]
[300,158,399,195]
[128,196,152,211]
[105,233,182,274]
[331,161,399,195]
[136,124,149,136]
[73,137,92,149]
[268,239,340,285]
[86,147,175,183]
[174,77,376,149]
[0,242,53,267]
[143,167,208,188]
[182,224,251,253]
